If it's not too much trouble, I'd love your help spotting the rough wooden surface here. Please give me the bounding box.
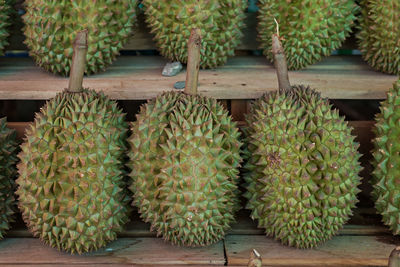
[225,235,395,266]
[0,238,225,265]
[0,56,396,100]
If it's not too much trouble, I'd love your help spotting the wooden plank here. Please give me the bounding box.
[0,238,225,265]
[0,56,396,100]
[225,235,395,266]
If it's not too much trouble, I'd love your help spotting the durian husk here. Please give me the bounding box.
[128,91,242,246]
[23,0,137,76]
[258,0,358,70]
[357,0,400,75]
[372,80,400,234]
[244,86,362,248]
[142,0,247,68]
[0,117,18,239]
[16,89,130,254]
[0,0,12,56]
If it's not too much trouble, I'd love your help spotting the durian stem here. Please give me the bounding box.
[272,34,291,90]
[68,30,88,93]
[389,247,400,267]
[184,28,202,95]
[248,249,262,267]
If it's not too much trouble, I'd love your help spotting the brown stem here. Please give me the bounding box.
[184,28,202,95]
[247,249,262,267]
[68,30,88,93]
[272,34,291,90]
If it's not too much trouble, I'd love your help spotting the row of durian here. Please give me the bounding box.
[0,0,399,75]
[0,26,398,255]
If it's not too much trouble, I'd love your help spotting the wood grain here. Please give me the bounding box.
[0,56,396,100]
[225,235,394,266]
[0,238,225,265]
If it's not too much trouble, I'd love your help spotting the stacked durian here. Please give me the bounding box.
[257,0,358,70]
[23,0,137,75]
[0,0,12,55]
[357,0,400,75]
[0,118,18,239]
[372,79,400,234]
[128,28,242,246]
[16,31,130,254]
[244,32,362,248]
[142,0,247,68]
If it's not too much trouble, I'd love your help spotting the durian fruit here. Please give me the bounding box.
[244,32,362,248]
[0,0,12,55]
[142,0,246,68]
[23,0,137,76]
[16,31,130,254]
[258,0,358,70]
[357,0,400,75]
[372,80,400,234]
[128,29,242,246]
[0,117,18,239]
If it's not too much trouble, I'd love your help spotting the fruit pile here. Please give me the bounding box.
[0,0,398,257]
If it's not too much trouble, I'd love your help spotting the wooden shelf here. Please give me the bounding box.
[0,56,397,100]
[1,210,395,266]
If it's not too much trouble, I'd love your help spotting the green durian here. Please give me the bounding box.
[16,32,130,254]
[23,0,137,76]
[128,91,242,246]
[372,80,400,234]
[16,89,130,253]
[142,0,247,68]
[0,0,12,55]
[0,117,18,239]
[357,0,400,75]
[257,0,358,70]
[244,34,362,249]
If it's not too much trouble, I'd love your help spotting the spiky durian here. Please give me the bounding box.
[357,0,400,75]
[244,86,362,248]
[0,0,12,55]
[23,0,137,76]
[257,0,358,70]
[372,80,400,234]
[128,92,242,246]
[142,0,246,68]
[0,117,18,239]
[16,89,130,254]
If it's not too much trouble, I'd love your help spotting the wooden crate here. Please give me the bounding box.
[1,8,399,267]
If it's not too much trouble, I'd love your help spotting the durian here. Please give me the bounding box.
[0,117,18,239]
[142,0,246,68]
[244,32,362,248]
[357,0,400,75]
[0,0,12,55]
[23,0,137,76]
[257,0,358,70]
[128,29,242,246]
[16,31,130,254]
[372,80,400,234]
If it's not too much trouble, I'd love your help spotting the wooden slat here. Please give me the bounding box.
[0,238,225,265]
[0,56,396,100]
[225,235,394,266]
